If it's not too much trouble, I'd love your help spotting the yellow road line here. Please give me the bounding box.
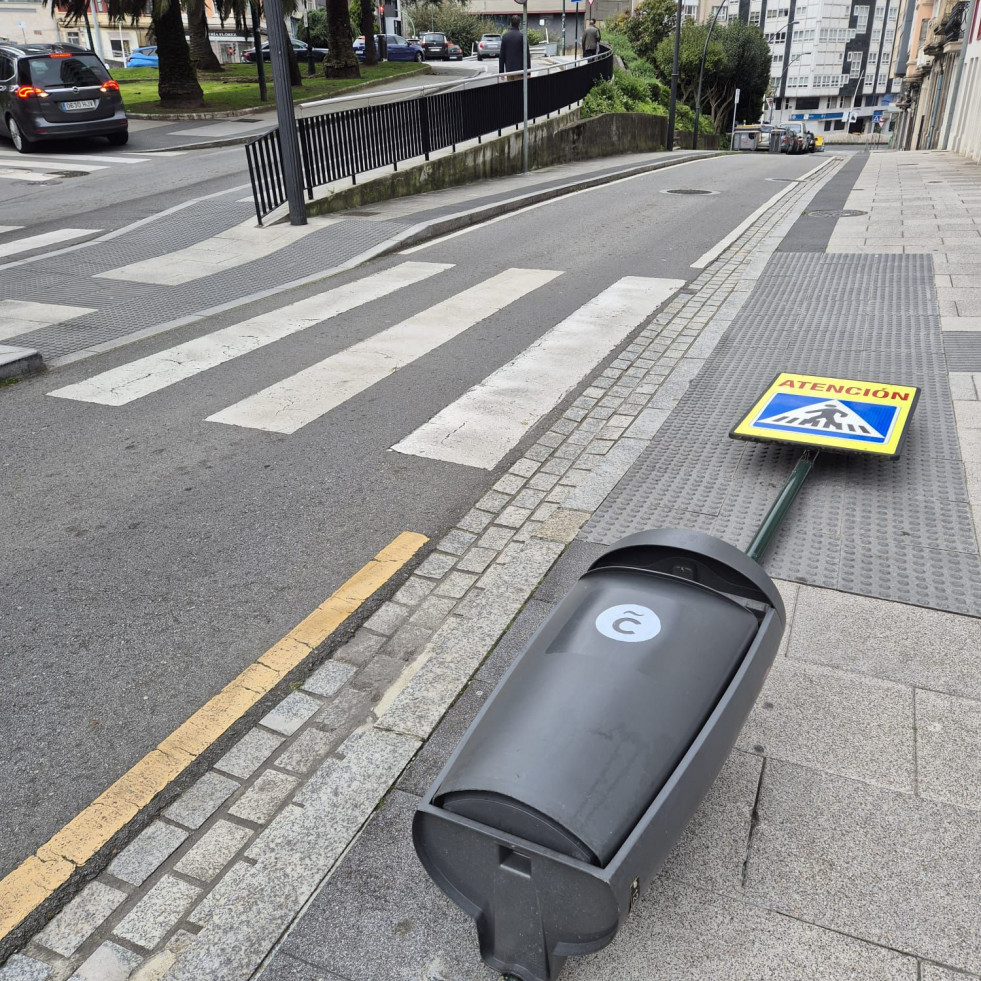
[0,530,428,940]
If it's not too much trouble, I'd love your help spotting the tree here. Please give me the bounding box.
[358,0,379,66]
[622,0,678,64]
[187,0,224,71]
[653,19,714,107]
[324,0,361,77]
[718,20,770,126]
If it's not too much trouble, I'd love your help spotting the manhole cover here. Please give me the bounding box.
[342,210,380,216]
[806,208,867,218]
[661,188,719,196]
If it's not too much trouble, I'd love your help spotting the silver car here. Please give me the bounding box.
[476,33,502,61]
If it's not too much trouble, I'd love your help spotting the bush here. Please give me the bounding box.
[582,78,626,117]
[406,4,497,54]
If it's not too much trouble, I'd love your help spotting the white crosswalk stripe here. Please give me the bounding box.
[0,228,100,259]
[392,277,685,469]
[48,261,453,406]
[0,148,185,184]
[206,268,562,435]
[50,266,685,470]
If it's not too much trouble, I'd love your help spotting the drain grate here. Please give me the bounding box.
[806,208,867,218]
[661,188,718,195]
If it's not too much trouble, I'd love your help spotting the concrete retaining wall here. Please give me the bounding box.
[306,111,719,216]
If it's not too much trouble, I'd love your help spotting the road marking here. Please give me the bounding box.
[0,300,96,342]
[0,228,100,259]
[0,226,22,234]
[0,530,428,943]
[690,158,834,269]
[0,155,106,173]
[48,261,452,406]
[96,215,341,285]
[0,151,139,166]
[393,276,684,469]
[0,169,67,182]
[208,267,562,434]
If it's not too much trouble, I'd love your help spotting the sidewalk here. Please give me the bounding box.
[4,148,981,981]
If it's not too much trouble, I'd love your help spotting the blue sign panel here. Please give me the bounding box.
[752,393,898,446]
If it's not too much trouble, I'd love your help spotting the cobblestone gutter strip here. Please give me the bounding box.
[0,158,841,981]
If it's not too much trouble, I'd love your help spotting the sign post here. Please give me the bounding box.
[731,371,920,561]
[514,0,529,174]
[730,87,740,147]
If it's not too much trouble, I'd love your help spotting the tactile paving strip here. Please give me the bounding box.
[583,252,981,616]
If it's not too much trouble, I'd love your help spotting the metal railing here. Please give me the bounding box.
[246,50,612,224]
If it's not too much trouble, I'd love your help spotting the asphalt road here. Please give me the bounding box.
[0,149,829,879]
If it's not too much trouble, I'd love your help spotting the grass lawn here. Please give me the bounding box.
[114,62,426,113]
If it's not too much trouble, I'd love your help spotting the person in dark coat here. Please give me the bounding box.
[582,19,601,57]
[499,14,531,75]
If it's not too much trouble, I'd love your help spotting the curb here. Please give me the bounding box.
[0,346,44,383]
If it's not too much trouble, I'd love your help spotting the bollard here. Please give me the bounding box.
[413,528,785,981]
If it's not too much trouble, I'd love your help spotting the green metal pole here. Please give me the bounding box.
[745,450,818,564]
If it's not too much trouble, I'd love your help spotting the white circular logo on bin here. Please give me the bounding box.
[595,604,661,643]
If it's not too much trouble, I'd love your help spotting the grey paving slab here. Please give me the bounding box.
[106,821,189,886]
[915,688,981,810]
[35,880,128,957]
[257,955,345,981]
[659,750,762,893]
[473,597,552,686]
[301,659,357,698]
[561,877,916,981]
[113,875,202,950]
[174,819,255,881]
[227,770,299,824]
[69,941,143,981]
[736,658,915,791]
[788,584,981,700]
[743,760,981,974]
[0,955,52,981]
[269,790,496,981]
[163,772,240,831]
[258,692,322,737]
[214,728,286,781]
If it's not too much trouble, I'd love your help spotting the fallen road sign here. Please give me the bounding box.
[731,372,920,458]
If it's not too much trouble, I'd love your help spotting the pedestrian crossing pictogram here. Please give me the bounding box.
[731,372,920,458]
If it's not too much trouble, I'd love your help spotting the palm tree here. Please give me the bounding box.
[187,0,224,71]
[324,0,360,77]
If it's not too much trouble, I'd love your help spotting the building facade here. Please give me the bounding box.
[720,0,899,135]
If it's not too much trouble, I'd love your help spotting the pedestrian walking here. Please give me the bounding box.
[582,19,601,58]
[499,13,531,76]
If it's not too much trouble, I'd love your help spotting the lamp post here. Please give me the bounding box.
[665,0,684,152]
[692,1,725,149]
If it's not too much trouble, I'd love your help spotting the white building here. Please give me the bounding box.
[720,0,899,136]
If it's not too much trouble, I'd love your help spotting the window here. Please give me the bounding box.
[750,10,761,23]
[772,52,784,61]
[854,5,869,31]
[848,50,864,76]
[0,56,13,81]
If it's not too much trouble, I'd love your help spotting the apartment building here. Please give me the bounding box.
[890,0,978,151]
[720,0,899,135]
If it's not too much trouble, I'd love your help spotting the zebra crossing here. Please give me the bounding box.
[49,262,685,471]
[0,146,185,185]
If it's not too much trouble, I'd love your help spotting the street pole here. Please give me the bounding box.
[692,1,724,149]
[665,0,683,151]
[265,0,307,225]
[730,86,740,147]
[561,0,566,55]
[522,2,529,174]
[304,2,314,77]
[574,3,579,57]
[250,1,268,102]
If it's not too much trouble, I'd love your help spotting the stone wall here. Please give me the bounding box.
[306,111,720,216]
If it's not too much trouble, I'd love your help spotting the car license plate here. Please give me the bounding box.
[62,100,98,111]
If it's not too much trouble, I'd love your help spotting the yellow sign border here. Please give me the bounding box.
[730,372,920,458]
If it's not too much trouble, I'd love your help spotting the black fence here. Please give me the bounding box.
[246,51,613,224]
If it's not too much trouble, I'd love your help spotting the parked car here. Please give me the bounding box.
[755,122,774,151]
[476,33,502,61]
[353,34,424,62]
[125,45,157,68]
[243,38,328,63]
[780,121,807,154]
[0,41,128,153]
[420,31,450,60]
[447,42,463,60]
